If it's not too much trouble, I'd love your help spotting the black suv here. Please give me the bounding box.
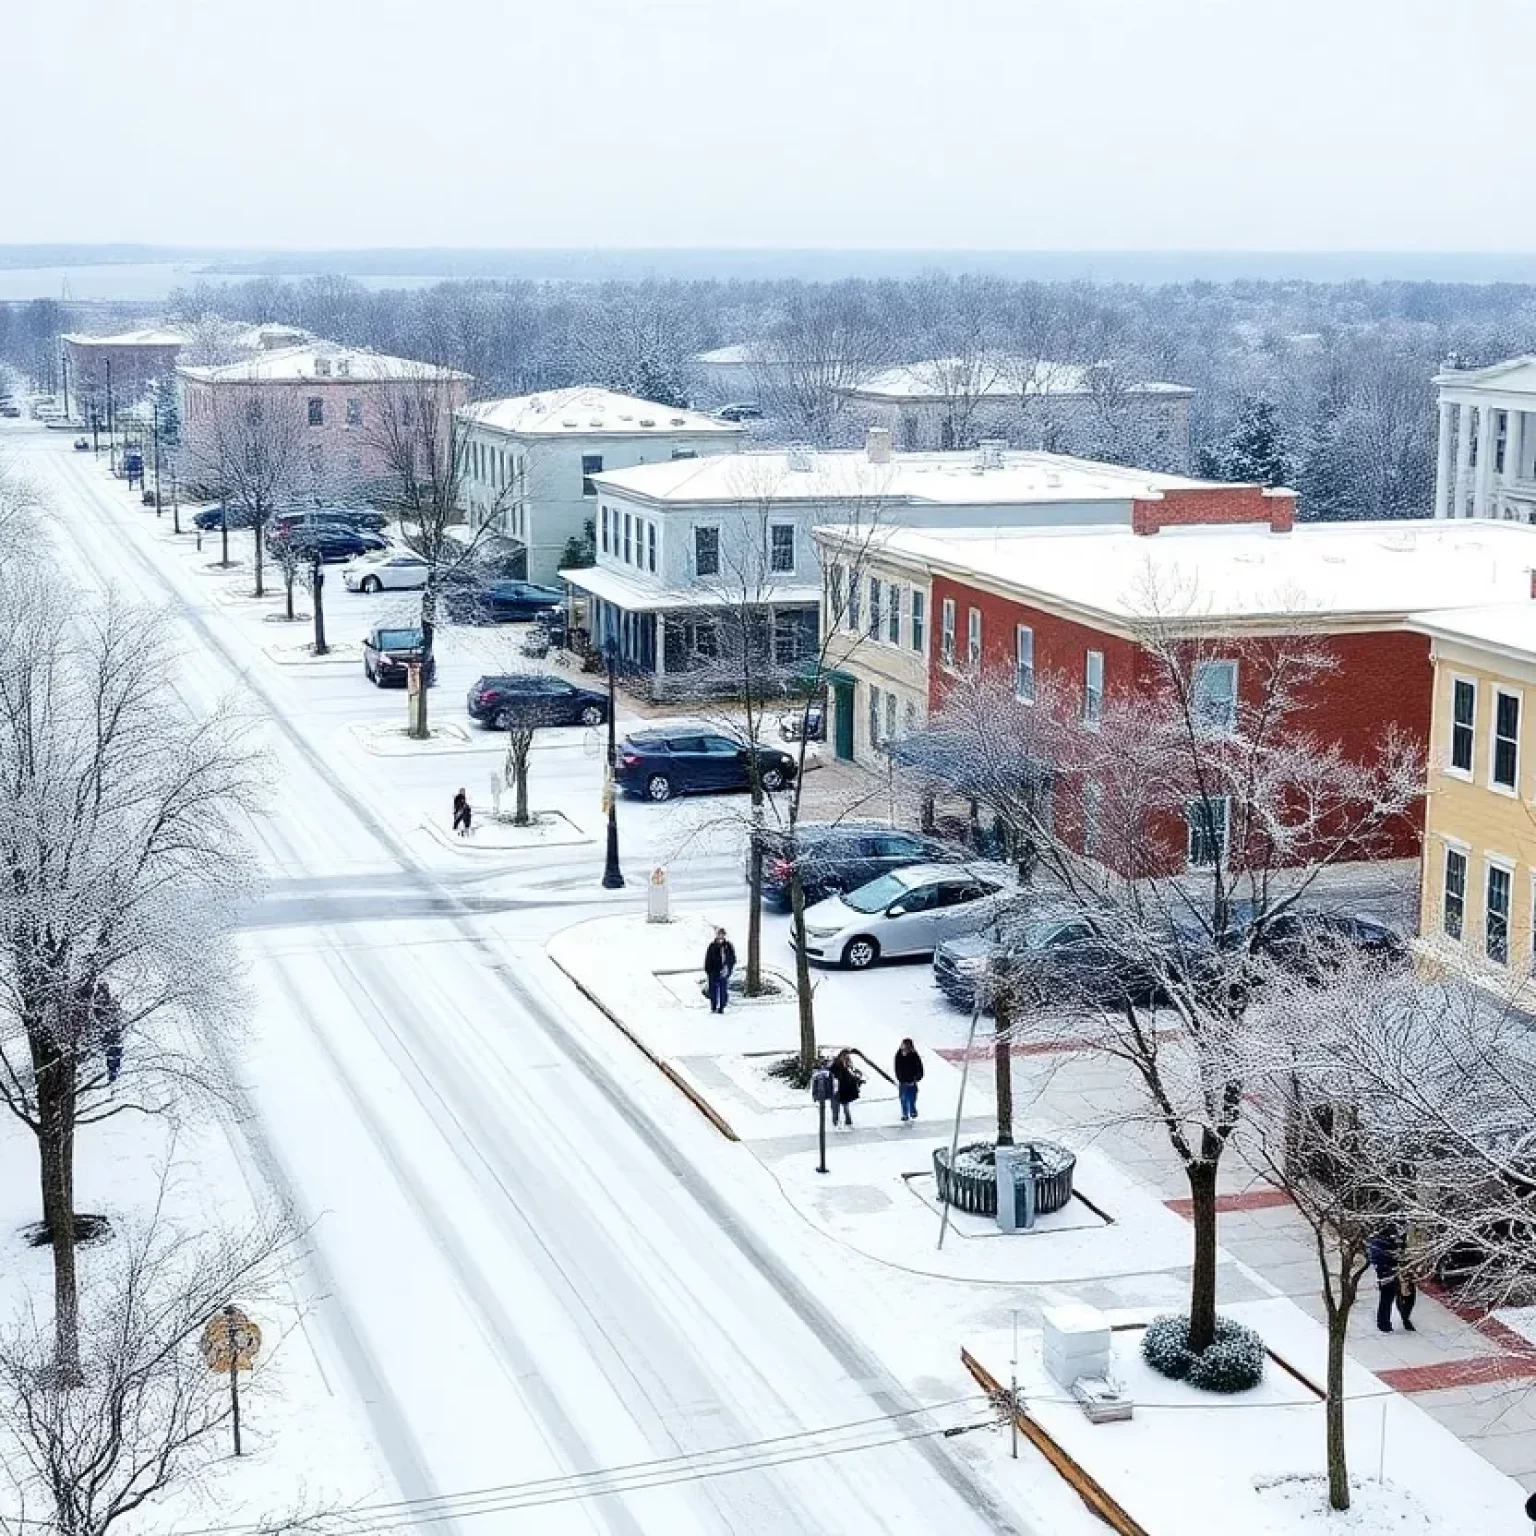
[272,507,389,535]
[362,626,438,688]
[615,729,796,803]
[751,823,956,911]
[467,675,607,730]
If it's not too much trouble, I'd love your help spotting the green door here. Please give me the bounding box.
[833,680,855,760]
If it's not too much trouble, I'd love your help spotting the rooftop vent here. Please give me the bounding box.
[639,418,656,428]
[314,357,331,377]
[670,416,686,427]
[618,413,633,422]
[976,438,1006,470]
[561,418,578,428]
[865,426,892,465]
[787,446,813,471]
[336,358,351,377]
[590,418,604,427]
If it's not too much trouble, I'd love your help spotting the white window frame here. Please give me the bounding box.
[1084,649,1105,728]
[1186,794,1230,869]
[967,606,982,668]
[1485,855,1515,966]
[1193,659,1239,737]
[693,523,721,579]
[769,522,796,574]
[911,589,926,656]
[940,598,956,668]
[1489,686,1522,795]
[1442,840,1469,942]
[1015,624,1035,703]
[1447,675,1477,780]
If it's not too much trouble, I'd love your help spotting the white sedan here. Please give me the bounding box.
[794,863,1013,970]
[342,552,429,594]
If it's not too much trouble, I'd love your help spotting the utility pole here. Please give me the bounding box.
[151,398,163,516]
[105,356,116,472]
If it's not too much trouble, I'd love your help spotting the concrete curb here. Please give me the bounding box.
[547,951,741,1143]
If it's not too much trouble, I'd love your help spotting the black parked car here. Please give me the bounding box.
[1245,908,1406,981]
[272,507,389,535]
[277,526,388,563]
[751,822,956,910]
[442,576,564,625]
[362,625,438,688]
[615,729,797,803]
[193,502,259,532]
[466,675,607,730]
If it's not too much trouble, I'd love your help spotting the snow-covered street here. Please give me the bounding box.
[8,421,1030,1535]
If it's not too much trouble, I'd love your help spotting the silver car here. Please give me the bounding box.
[794,863,1012,970]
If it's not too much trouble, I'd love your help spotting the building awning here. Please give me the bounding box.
[560,564,821,614]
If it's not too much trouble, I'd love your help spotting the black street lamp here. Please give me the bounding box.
[602,635,625,890]
[151,399,163,517]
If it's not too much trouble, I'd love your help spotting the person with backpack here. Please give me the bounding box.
[703,928,736,1014]
[830,1048,862,1128]
[894,1039,924,1122]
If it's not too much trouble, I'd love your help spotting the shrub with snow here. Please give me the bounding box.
[1141,1312,1265,1393]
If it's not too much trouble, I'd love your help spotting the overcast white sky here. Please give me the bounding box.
[4,0,1532,251]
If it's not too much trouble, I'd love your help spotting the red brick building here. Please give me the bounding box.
[825,516,1536,878]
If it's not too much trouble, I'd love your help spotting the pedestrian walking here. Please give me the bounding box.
[894,1038,924,1123]
[452,788,472,837]
[1368,1223,1406,1333]
[94,982,123,1084]
[1396,1223,1422,1332]
[830,1048,862,1128]
[703,928,736,1014]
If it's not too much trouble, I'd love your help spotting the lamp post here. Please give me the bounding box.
[151,398,163,516]
[601,635,625,890]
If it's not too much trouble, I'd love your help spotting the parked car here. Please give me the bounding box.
[716,402,763,422]
[441,575,564,625]
[73,436,90,451]
[343,551,430,593]
[798,864,1011,970]
[193,502,257,532]
[362,625,438,687]
[466,675,607,730]
[777,701,825,742]
[933,902,1183,1011]
[277,526,388,563]
[272,507,389,535]
[614,728,797,802]
[1245,907,1406,981]
[751,822,957,910]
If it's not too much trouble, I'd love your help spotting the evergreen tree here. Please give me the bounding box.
[1204,395,1289,487]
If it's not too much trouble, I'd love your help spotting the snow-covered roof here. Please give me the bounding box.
[560,562,819,612]
[61,328,185,349]
[459,388,741,438]
[593,448,1216,508]
[1409,601,1536,663]
[837,358,1193,404]
[818,519,1536,631]
[1436,356,1536,398]
[178,343,469,384]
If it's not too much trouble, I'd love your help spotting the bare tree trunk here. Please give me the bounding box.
[284,571,294,621]
[1325,1304,1351,1511]
[512,734,532,826]
[745,788,764,996]
[36,1046,82,1384]
[413,584,436,738]
[251,504,265,599]
[1186,1159,1219,1352]
[993,987,1015,1147]
[312,565,327,655]
[789,868,817,1080]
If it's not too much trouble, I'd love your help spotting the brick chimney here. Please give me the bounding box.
[1132,485,1296,536]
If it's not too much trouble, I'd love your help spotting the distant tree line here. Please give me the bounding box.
[9,273,1536,518]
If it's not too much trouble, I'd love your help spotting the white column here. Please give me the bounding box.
[1452,402,1474,517]
[653,612,666,681]
[1508,409,1526,485]
[1434,399,1455,518]
[1474,405,1496,519]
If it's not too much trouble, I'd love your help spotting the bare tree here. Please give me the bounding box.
[0,568,262,1381]
[918,593,1421,1354]
[904,273,1013,450]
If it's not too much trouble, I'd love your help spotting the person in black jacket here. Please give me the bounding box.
[830,1048,862,1128]
[1368,1223,1407,1332]
[704,928,736,1014]
[894,1038,924,1122]
[452,788,472,837]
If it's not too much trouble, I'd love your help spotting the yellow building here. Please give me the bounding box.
[1415,603,1536,975]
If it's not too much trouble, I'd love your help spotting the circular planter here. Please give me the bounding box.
[932,1139,1076,1218]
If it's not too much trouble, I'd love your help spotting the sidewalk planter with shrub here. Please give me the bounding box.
[932,1140,1076,1218]
[1141,1312,1265,1393]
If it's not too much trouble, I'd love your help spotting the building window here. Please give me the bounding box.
[869,685,882,749]
[967,607,982,667]
[345,397,362,428]
[1450,678,1476,775]
[1486,862,1512,965]
[690,619,718,660]
[829,563,845,623]
[773,614,805,665]
[623,511,632,564]
[647,521,656,573]
[1193,660,1238,736]
[1084,650,1105,727]
[941,598,956,666]
[1187,795,1229,868]
[401,397,413,427]
[1493,690,1521,791]
[905,699,918,734]
[307,397,324,427]
[1443,847,1466,940]
[770,524,795,573]
[600,506,610,554]
[1015,625,1035,702]
[911,590,926,656]
[581,454,603,496]
[887,585,900,644]
[671,447,698,461]
[1083,780,1102,859]
[849,575,862,632]
[314,357,331,378]
[868,577,882,638]
[885,691,897,743]
[694,525,720,578]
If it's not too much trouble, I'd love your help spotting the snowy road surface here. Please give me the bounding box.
[17,426,1028,1536]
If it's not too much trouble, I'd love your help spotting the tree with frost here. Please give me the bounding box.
[0,547,261,1381]
[913,591,1421,1359]
[1197,394,1289,487]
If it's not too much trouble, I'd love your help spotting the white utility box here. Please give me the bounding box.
[1042,1303,1112,1390]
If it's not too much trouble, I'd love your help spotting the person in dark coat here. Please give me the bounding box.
[830,1048,862,1128]
[704,928,736,1014]
[452,788,472,836]
[894,1038,924,1123]
[94,982,123,1084]
[1368,1224,1407,1332]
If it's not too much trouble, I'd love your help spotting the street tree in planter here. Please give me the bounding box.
[915,588,1420,1359]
